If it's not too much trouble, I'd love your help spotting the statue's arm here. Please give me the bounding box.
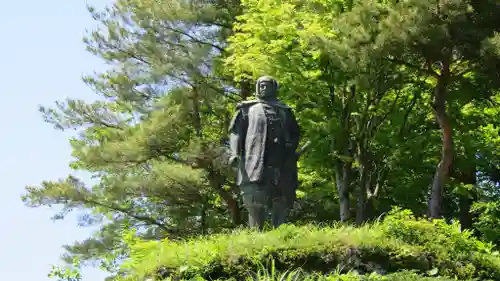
[228,109,245,162]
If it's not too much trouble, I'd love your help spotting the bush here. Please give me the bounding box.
[472,201,500,248]
[117,209,500,281]
[216,266,474,281]
[382,208,500,279]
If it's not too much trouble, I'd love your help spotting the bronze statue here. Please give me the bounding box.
[229,76,301,229]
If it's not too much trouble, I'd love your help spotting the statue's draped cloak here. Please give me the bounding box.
[244,102,267,183]
[229,99,299,187]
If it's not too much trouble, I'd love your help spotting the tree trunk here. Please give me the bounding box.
[356,166,368,225]
[329,84,355,223]
[356,150,370,225]
[207,170,242,226]
[200,199,207,234]
[356,152,382,224]
[220,190,242,226]
[458,192,474,230]
[429,60,452,219]
[451,164,478,231]
[335,161,352,222]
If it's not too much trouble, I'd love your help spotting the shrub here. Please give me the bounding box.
[472,201,500,248]
[117,209,500,281]
[382,208,500,279]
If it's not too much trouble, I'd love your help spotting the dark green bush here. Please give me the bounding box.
[472,201,500,248]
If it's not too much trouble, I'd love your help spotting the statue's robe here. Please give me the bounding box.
[229,99,300,207]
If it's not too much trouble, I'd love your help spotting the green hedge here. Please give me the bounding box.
[119,209,500,281]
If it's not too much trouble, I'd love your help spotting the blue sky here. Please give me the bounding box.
[0,1,113,280]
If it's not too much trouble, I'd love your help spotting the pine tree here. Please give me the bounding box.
[23,0,244,274]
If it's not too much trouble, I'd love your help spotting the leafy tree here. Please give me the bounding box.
[327,0,500,218]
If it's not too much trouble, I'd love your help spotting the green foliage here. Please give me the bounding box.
[23,0,243,275]
[48,259,82,281]
[22,0,500,279]
[472,201,500,248]
[213,266,470,281]
[116,209,500,281]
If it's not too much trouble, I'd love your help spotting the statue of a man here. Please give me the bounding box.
[228,76,300,229]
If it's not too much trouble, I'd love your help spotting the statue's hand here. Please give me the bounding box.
[229,155,239,167]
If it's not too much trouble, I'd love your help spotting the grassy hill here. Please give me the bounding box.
[117,209,500,281]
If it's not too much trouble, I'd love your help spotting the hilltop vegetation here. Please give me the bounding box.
[118,209,500,281]
[22,0,500,280]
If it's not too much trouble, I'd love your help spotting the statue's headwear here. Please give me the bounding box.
[255,76,279,94]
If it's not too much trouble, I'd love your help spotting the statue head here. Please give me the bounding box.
[255,76,279,100]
